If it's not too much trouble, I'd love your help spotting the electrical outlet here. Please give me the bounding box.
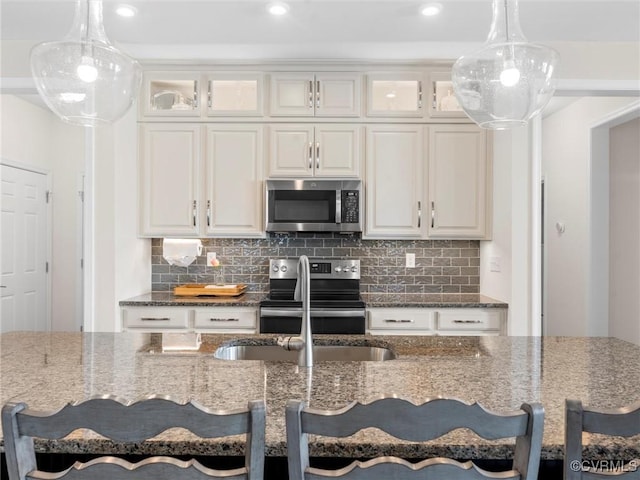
[405,253,416,268]
[490,256,501,272]
[207,252,217,266]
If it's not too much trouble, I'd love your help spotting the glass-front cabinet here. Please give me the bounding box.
[141,72,201,117]
[428,71,467,119]
[206,73,263,117]
[140,71,264,118]
[366,72,424,117]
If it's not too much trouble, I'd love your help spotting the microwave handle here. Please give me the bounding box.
[335,190,342,224]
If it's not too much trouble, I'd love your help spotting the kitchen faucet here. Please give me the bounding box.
[276,255,313,367]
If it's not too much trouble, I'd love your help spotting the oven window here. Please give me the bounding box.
[272,190,335,223]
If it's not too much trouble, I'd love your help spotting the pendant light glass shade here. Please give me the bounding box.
[30,0,141,127]
[451,0,559,129]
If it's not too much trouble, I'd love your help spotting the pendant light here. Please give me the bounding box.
[30,0,141,127]
[451,0,559,129]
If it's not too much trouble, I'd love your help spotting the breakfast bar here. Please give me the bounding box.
[1,332,639,475]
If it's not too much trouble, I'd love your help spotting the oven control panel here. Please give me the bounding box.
[269,258,360,280]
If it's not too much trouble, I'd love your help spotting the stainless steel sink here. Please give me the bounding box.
[214,344,396,362]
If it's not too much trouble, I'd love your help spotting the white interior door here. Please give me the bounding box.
[1,164,49,332]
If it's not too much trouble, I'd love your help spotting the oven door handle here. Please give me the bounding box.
[260,308,365,318]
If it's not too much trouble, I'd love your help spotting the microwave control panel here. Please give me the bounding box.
[342,190,360,223]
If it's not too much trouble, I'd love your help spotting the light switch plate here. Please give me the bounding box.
[406,253,416,268]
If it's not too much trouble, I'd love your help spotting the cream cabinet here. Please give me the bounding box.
[205,72,264,117]
[366,72,425,118]
[205,125,264,236]
[364,125,425,238]
[122,306,257,333]
[139,124,201,236]
[123,306,191,330]
[367,308,435,335]
[269,72,362,117]
[427,71,467,119]
[435,309,504,335]
[140,71,264,119]
[268,124,361,177]
[139,123,264,238]
[367,307,506,336]
[141,72,201,118]
[427,125,491,239]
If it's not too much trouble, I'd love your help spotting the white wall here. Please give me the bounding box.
[113,109,151,330]
[481,127,535,335]
[50,118,85,331]
[609,117,640,345]
[0,95,84,331]
[88,108,151,333]
[542,97,638,336]
[0,95,53,171]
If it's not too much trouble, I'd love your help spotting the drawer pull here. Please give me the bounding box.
[453,320,482,324]
[384,319,414,323]
[140,317,170,322]
[210,318,239,322]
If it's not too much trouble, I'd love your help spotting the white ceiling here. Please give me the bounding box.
[2,0,639,61]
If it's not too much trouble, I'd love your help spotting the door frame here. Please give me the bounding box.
[0,159,53,331]
[532,80,640,336]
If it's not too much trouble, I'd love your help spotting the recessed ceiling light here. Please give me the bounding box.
[266,2,289,16]
[420,3,443,16]
[116,4,137,18]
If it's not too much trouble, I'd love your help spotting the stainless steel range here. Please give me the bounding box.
[259,258,366,334]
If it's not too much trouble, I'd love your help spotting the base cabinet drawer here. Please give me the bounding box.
[436,310,503,333]
[193,308,257,331]
[367,307,506,336]
[368,308,435,334]
[123,307,190,330]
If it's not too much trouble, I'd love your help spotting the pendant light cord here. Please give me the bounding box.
[504,0,510,41]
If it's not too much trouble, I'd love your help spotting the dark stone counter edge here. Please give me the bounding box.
[0,440,634,462]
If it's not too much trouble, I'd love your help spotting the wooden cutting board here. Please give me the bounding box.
[173,284,247,297]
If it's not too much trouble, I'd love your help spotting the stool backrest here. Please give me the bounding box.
[286,396,544,480]
[565,399,640,479]
[2,395,266,480]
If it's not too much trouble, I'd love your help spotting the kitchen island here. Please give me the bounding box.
[1,332,639,475]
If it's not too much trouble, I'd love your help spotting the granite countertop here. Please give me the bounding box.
[1,332,638,462]
[362,293,508,308]
[119,292,508,309]
[119,292,264,307]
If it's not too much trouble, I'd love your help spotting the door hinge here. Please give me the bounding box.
[80,258,84,269]
[45,261,49,273]
[46,191,52,203]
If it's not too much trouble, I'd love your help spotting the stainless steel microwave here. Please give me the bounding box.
[265,179,362,233]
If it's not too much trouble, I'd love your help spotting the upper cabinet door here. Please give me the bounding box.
[427,71,468,119]
[269,73,362,117]
[269,73,315,117]
[205,73,264,117]
[314,73,361,117]
[365,125,425,238]
[268,124,315,176]
[141,72,201,117]
[139,124,201,236]
[427,125,491,239]
[314,125,362,177]
[205,125,264,237]
[366,72,425,118]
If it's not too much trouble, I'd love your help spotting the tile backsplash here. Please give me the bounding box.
[151,234,480,295]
